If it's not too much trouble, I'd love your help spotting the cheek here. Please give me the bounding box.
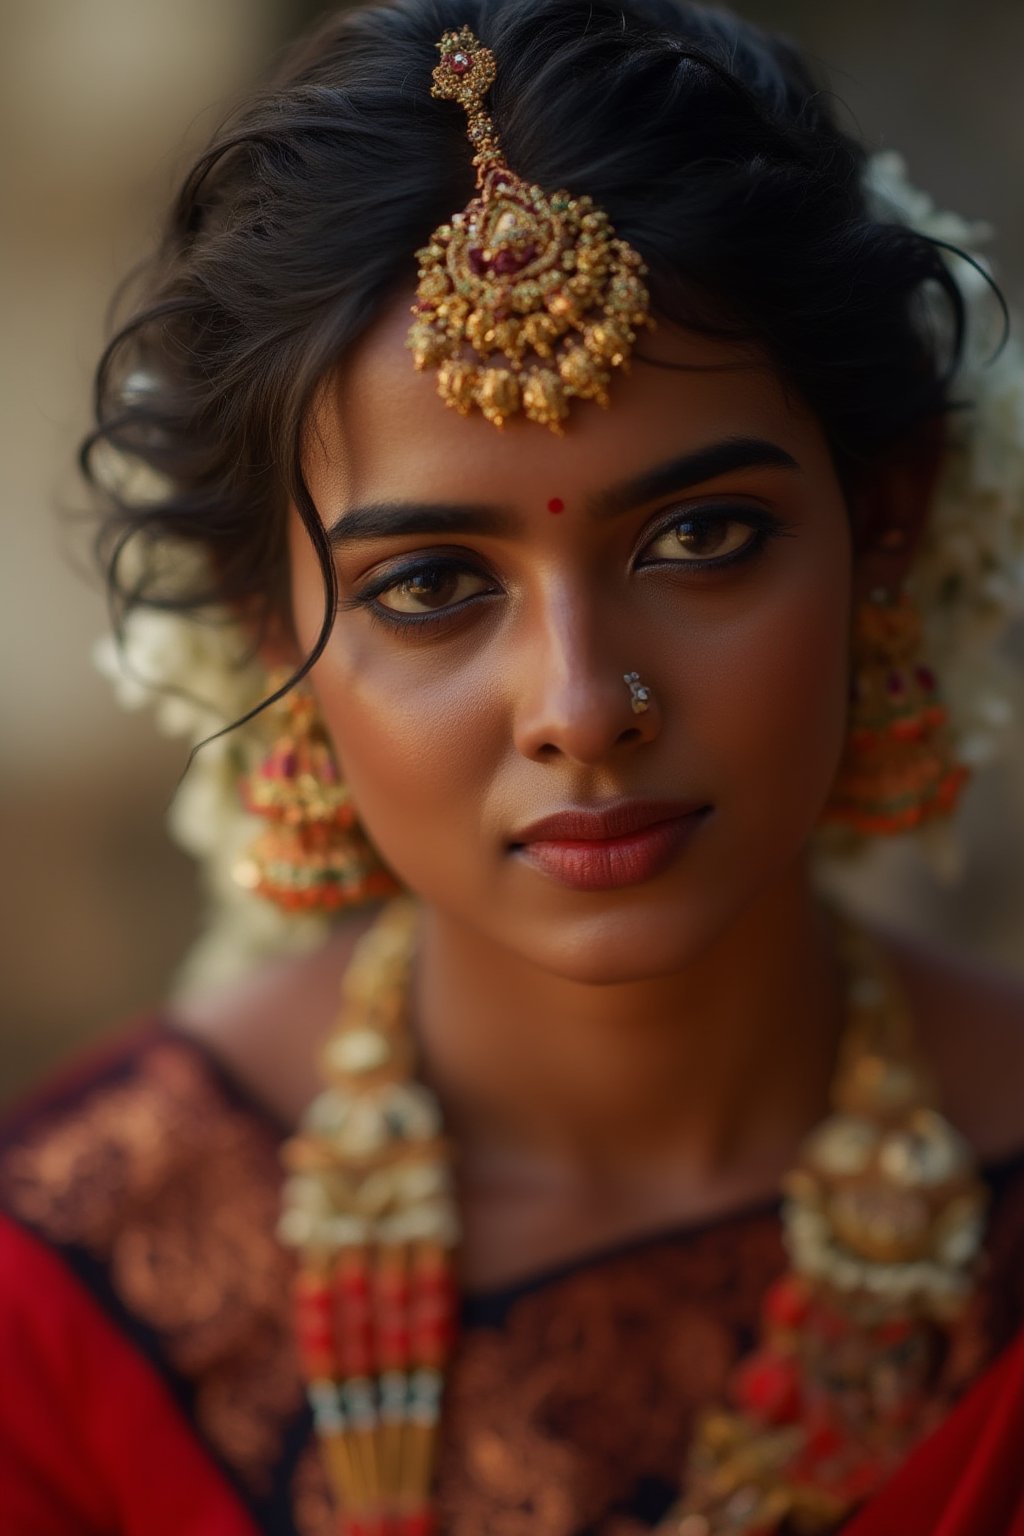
[287,504,853,918]
[701,545,851,831]
[288,518,501,895]
[308,642,504,900]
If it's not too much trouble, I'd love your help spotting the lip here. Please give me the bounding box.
[509,799,712,892]
[513,799,709,844]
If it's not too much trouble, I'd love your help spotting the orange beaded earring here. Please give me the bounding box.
[234,683,402,912]
[820,584,971,836]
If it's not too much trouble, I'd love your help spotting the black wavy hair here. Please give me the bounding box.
[83,0,1004,719]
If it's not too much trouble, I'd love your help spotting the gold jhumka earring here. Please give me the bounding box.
[234,683,401,913]
[820,585,971,836]
[406,26,654,432]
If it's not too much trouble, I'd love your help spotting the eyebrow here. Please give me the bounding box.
[325,435,801,546]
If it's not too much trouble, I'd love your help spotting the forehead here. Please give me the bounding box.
[305,288,831,506]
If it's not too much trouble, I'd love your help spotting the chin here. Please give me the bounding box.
[487,819,813,985]
[505,889,739,987]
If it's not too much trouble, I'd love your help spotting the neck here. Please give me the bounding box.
[413,862,847,1199]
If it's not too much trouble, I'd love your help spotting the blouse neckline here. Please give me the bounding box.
[150,1009,1024,1314]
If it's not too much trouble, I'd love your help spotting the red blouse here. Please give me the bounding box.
[1,1019,1023,1535]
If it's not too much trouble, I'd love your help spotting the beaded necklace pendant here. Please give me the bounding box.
[278,897,988,1536]
[661,917,988,1536]
[279,900,456,1536]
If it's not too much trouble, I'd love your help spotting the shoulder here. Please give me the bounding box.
[1,1015,201,1169]
[869,918,1024,1167]
[0,1016,283,1249]
[170,906,381,1131]
[0,1013,300,1503]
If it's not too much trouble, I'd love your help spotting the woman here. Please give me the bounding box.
[2,0,1024,1531]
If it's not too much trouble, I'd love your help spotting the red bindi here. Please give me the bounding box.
[547,497,565,514]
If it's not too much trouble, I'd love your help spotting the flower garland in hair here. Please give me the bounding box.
[843,151,1024,879]
[896,158,1024,766]
[95,153,1024,990]
[94,547,333,995]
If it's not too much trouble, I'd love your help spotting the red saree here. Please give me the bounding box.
[1,1018,1022,1535]
[845,1321,1024,1534]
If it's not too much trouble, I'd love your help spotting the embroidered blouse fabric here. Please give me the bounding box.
[1,1022,1023,1536]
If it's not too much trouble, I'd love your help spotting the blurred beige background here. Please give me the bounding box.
[2,0,1023,1108]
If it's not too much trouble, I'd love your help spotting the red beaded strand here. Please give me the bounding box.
[335,1250,375,1380]
[291,1241,455,1534]
[295,1268,335,1380]
[411,1243,458,1368]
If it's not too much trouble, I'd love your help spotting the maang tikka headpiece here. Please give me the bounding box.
[406,25,655,432]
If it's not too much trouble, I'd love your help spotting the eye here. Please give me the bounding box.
[371,560,493,615]
[644,509,768,564]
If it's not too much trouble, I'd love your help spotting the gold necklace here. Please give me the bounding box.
[278,897,988,1536]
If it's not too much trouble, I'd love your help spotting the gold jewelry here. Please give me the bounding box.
[234,682,401,913]
[821,586,971,836]
[624,671,652,713]
[280,899,456,1534]
[406,26,654,433]
[665,916,987,1533]
[280,896,987,1535]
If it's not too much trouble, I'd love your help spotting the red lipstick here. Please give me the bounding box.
[510,800,711,891]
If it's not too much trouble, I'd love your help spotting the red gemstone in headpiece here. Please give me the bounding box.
[449,51,472,73]
[493,247,530,275]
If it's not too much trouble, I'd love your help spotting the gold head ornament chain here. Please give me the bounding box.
[406,25,655,432]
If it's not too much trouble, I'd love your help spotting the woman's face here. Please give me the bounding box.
[289,292,853,983]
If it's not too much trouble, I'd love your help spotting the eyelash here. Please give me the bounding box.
[338,506,792,635]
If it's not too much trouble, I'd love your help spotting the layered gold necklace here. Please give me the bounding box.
[278,897,988,1536]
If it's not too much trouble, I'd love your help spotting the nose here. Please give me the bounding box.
[511,586,661,766]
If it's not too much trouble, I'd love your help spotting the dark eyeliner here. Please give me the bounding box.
[338,505,793,634]
[636,503,794,573]
[337,554,497,629]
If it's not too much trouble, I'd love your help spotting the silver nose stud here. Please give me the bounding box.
[623,672,652,714]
